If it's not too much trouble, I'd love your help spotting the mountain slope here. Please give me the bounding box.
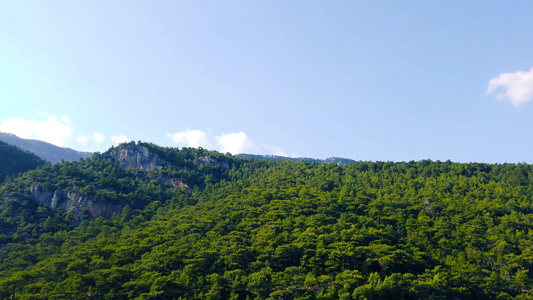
[0,142,234,240]
[1,143,533,299]
[0,132,92,163]
[0,140,46,182]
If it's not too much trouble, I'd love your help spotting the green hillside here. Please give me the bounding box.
[0,140,46,183]
[1,142,533,299]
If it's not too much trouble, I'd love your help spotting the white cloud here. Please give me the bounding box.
[93,132,104,143]
[216,132,253,154]
[262,144,289,157]
[77,136,88,144]
[0,113,73,147]
[59,115,71,126]
[487,67,533,106]
[111,135,130,144]
[168,128,288,156]
[169,128,208,148]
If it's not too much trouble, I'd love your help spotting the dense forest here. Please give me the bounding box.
[0,140,46,183]
[1,142,533,299]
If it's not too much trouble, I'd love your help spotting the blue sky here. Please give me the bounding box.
[1,1,533,163]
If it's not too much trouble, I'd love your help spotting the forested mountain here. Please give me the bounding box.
[0,140,46,183]
[0,132,92,163]
[1,142,533,299]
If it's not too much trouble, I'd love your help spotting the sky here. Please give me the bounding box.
[1,1,533,163]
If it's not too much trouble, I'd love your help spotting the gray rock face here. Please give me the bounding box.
[106,144,169,171]
[29,184,122,219]
[11,144,231,220]
[198,156,229,169]
[13,144,169,220]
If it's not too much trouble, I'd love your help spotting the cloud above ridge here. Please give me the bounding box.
[0,113,73,147]
[487,67,533,106]
[170,128,208,148]
[0,115,287,156]
[216,132,253,154]
[77,136,88,144]
[168,128,286,155]
[93,132,105,143]
[111,135,130,144]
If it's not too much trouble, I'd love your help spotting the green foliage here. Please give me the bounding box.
[0,140,46,183]
[1,144,533,299]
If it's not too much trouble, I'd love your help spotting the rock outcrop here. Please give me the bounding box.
[29,184,122,219]
[6,144,231,221]
[198,156,229,169]
[10,144,171,221]
[105,144,169,171]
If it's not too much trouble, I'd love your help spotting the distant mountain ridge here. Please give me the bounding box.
[235,153,356,165]
[0,132,92,163]
[0,132,355,165]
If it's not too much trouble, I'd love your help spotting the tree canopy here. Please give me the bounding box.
[0,140,46,183]
[1,143,533,299]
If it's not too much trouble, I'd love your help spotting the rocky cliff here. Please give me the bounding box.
[29,184,122,219]
[19,144,169,220]
[105,144,169,171]
[198,155,230,169]
[3,143,232,221]
[21,144,175,220]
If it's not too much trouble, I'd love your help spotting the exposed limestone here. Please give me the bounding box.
[105,144,169,171]
[29,184,122,219]
[8,144,229,220]
[14,145,171,220]
[199,156,229,169]
[156,177,190,191]
[171,178,189,190]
